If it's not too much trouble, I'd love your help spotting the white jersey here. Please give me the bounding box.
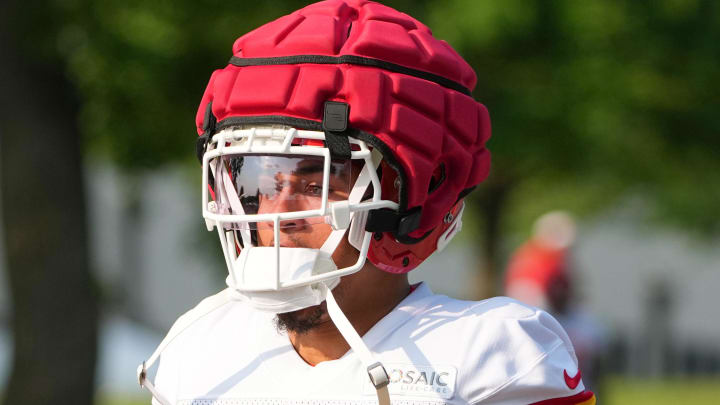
[153,283,595,405]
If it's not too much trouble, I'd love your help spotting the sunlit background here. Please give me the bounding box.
[1,1,719,404]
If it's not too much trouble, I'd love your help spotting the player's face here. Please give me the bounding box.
[255,157,354,252]
[253,157,365,334]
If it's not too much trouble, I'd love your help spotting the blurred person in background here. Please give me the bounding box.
[505,211,608,392]
[137,1,595,404]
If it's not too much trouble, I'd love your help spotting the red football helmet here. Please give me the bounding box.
[196,0,491,282]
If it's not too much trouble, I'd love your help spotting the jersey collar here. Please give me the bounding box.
[361,282,437,350]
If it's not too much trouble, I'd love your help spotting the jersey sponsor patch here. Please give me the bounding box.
[364,363,457,399]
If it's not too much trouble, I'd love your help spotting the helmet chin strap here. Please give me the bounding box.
[324,284,391,405]
[317,152,391,405]
[226,246,340,313]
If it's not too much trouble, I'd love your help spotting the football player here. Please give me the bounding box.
[505,211,607,393]
[138,1,596,404]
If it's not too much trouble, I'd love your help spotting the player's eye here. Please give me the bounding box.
[304,184,323,196]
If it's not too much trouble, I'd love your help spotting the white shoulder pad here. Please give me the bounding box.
[148,289,239,404]
[459,298,593,404]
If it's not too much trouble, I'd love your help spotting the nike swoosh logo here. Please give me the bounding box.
[564,369,582,389]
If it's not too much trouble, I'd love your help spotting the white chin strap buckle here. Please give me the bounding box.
[367,361,390,389]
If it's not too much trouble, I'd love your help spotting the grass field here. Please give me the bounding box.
[98,376,720,404]
[602,376,720,405]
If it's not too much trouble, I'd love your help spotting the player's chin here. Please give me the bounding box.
[274,302,330,335]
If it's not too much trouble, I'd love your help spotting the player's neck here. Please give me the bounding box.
[289,271,411,366]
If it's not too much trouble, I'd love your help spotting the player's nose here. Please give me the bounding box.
[271,189,312,232]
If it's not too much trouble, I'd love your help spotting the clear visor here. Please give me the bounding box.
[209,154,352,230]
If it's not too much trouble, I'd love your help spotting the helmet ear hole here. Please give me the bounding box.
[428,163,446,194]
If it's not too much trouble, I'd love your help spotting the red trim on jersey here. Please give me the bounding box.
[530,391,595,405]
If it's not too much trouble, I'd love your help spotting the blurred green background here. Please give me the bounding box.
[1,0,719,404]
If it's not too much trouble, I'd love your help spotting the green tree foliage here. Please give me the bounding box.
[425,0,720,236]
[53,0,312,168]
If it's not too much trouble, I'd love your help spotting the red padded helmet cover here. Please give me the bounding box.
[196,0,491,269]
